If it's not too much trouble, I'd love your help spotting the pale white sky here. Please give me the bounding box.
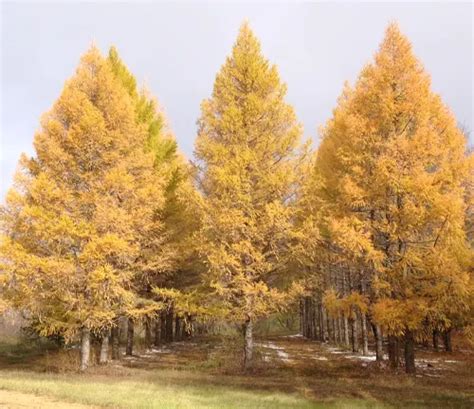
[1,2,473,201]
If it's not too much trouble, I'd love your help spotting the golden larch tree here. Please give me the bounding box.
[315,23,472,373]
[0,47,164,370]
[194,22,304,370]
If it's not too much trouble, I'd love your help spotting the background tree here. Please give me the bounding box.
[107,47,202,352]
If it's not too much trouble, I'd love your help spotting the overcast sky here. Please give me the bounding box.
[1,2,472,202]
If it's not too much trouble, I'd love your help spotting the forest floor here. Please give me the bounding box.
[0,334,472,408]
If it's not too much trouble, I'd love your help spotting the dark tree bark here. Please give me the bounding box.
[160,310,167,343]
[80,327,90,371]
[175,316,181,341]
[126,317,134,356]
[145,318,152,351]
[111,325,120,360]
[404,330,416,374]
[351,312,359,352]
[432,329,439,351]
[154,315,161,346]
[321,304,328,342]
[388,335,399,368]
[166,307,174,343]
[443,329,453,352]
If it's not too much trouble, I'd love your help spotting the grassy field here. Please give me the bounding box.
[0,335,472,409]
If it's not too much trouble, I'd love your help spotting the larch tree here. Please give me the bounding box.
[0,47,164,370]
[107,47,201,351]
[194,22,304,370]
[315,23,472,373]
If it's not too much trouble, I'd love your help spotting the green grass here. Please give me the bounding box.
[0,371,384,409]
[0,335,472,409]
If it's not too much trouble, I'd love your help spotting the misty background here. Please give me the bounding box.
[1,2,472,202]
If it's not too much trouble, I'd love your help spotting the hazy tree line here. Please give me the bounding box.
[0,22,472,374]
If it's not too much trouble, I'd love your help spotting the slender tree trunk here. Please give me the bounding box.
[327,310,333,343]
[321,304,328,342]
[160,311,167,343]
[99,332,109,365]
[166,307,174,343]
[338,316,344,344]
[443,329,452,352]
[184,314,193,338]
[154,315,161,346]
[350,318,359,352]
[388,335,399,368]
[145,318,152,351]
[175,316,181,341]
[126,317,134,356]
[299,299,304,336]
[243,318,253,371]
[432,330,439,351]
[404,330,416,374]
[343,315,350,347]
[374,324,384,362]
[80,327,90,371]
[111,326,120,360]
[361,313,369,356]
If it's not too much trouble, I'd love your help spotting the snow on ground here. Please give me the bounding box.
[284,334,303,339]
[257,342,292,362]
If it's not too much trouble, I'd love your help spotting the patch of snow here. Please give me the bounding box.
[444,360,459,364]
[285,334,303,338]
[257,342,292,362]
[276,349,290,360]
[345,355,377,362]
[145,347,171,354]
[312,356,328,361]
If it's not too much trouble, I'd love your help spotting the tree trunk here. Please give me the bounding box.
[404,330,416,374]
[374,324,384,362]
[337,316,343,344]
[443,329,452,352]
[80,327,90,371]
[432,330,439,351]
[175,316,181,341]
[126,317,134,356]
[145,318,152,351]
[184,314,193,338]
[332,318,338,344]
[351,313,359,352]
[326,309,332,343]
[321,304,328,342]
[343,315,350,347]
[154,315,161,346]
[299,299,304,336]
[361,313,369,356]
[99,332,109,365]
[111,326,120,360]
[243,318,253,371]
[319,304,325,341]
[388,335,399,368]
[160,311,167,343]
[166,307,174,343]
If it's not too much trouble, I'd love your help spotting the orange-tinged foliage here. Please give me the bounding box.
[194,22,305,324]
[311,23,472,337]
[0,47,164,340]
